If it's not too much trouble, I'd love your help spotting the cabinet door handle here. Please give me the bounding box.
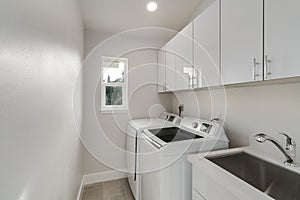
[264,55,271,79]
[253,58,260,80]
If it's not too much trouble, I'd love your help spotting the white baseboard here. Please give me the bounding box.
[76,177,85,200]
[76,170,127,200]
[83,170,126,185]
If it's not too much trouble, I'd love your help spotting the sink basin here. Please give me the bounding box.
[208,152,300,200]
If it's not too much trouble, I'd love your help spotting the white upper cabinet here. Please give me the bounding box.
[157,46,166,93]
[165,41,176,91]
[158,0,300,93]
[221,0,263,85]
[165,22,194,91]
[194,1,220,88]
[264,0,300,80]
[173,22,193,64]
[174,22,194,90]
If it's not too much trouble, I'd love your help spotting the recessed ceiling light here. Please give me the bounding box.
[147,1,158,12]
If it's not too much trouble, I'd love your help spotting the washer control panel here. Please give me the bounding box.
[180,117,227,139]
[199,123,213,134]
[168,115,175,122]
[192,122,199,128]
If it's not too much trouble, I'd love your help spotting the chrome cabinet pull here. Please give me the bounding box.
[190,75,194,88]
[253,58,260,80]
[264,55,271,79]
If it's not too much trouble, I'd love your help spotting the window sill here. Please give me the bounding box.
[100,108,128,114]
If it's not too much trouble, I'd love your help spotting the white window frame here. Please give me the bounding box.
[100,56,128,113]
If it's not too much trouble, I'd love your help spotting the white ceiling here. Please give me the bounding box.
[80,0,203,34]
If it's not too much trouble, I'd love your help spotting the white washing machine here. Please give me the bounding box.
[126,112,181,200]
[139,117,229,200]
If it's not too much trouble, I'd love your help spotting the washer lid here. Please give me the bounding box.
[129,118,166,130]
[148,127,203,143]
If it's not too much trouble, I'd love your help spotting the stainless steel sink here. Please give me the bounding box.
[208,152,300,200]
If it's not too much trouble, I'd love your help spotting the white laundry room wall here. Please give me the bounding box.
[0,0,84,199]
[172,82,300,162]
[82,29,173,174]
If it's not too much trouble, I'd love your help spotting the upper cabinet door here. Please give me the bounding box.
[221,0,263,85]
[194,1,220,88]
[157,47,166,93]
[165,22,194,91]
[264,0,300,80]
[165,41,176,91]
[174,22,194,90]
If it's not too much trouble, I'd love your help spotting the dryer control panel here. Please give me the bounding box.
[159,112,181,125]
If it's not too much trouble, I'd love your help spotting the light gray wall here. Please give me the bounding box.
[0,0,84,199]
[172,82,300,161]
[82,29,173,174]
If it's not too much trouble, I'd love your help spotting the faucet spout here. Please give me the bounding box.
[254,133,297,166]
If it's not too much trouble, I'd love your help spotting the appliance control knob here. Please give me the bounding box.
[164,115,169,120]
[192,122,198,128]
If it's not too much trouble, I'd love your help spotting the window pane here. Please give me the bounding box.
[102,58,126,83]
[105,86,123,105]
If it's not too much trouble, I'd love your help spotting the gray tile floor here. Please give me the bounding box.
[81,178,135,200]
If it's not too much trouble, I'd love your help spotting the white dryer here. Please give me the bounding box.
[126,112,181,200]
[139,117,229,200]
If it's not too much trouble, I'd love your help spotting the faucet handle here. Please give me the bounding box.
[279,132,295,149]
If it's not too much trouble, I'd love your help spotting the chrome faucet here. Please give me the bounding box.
[254,132,298,167]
